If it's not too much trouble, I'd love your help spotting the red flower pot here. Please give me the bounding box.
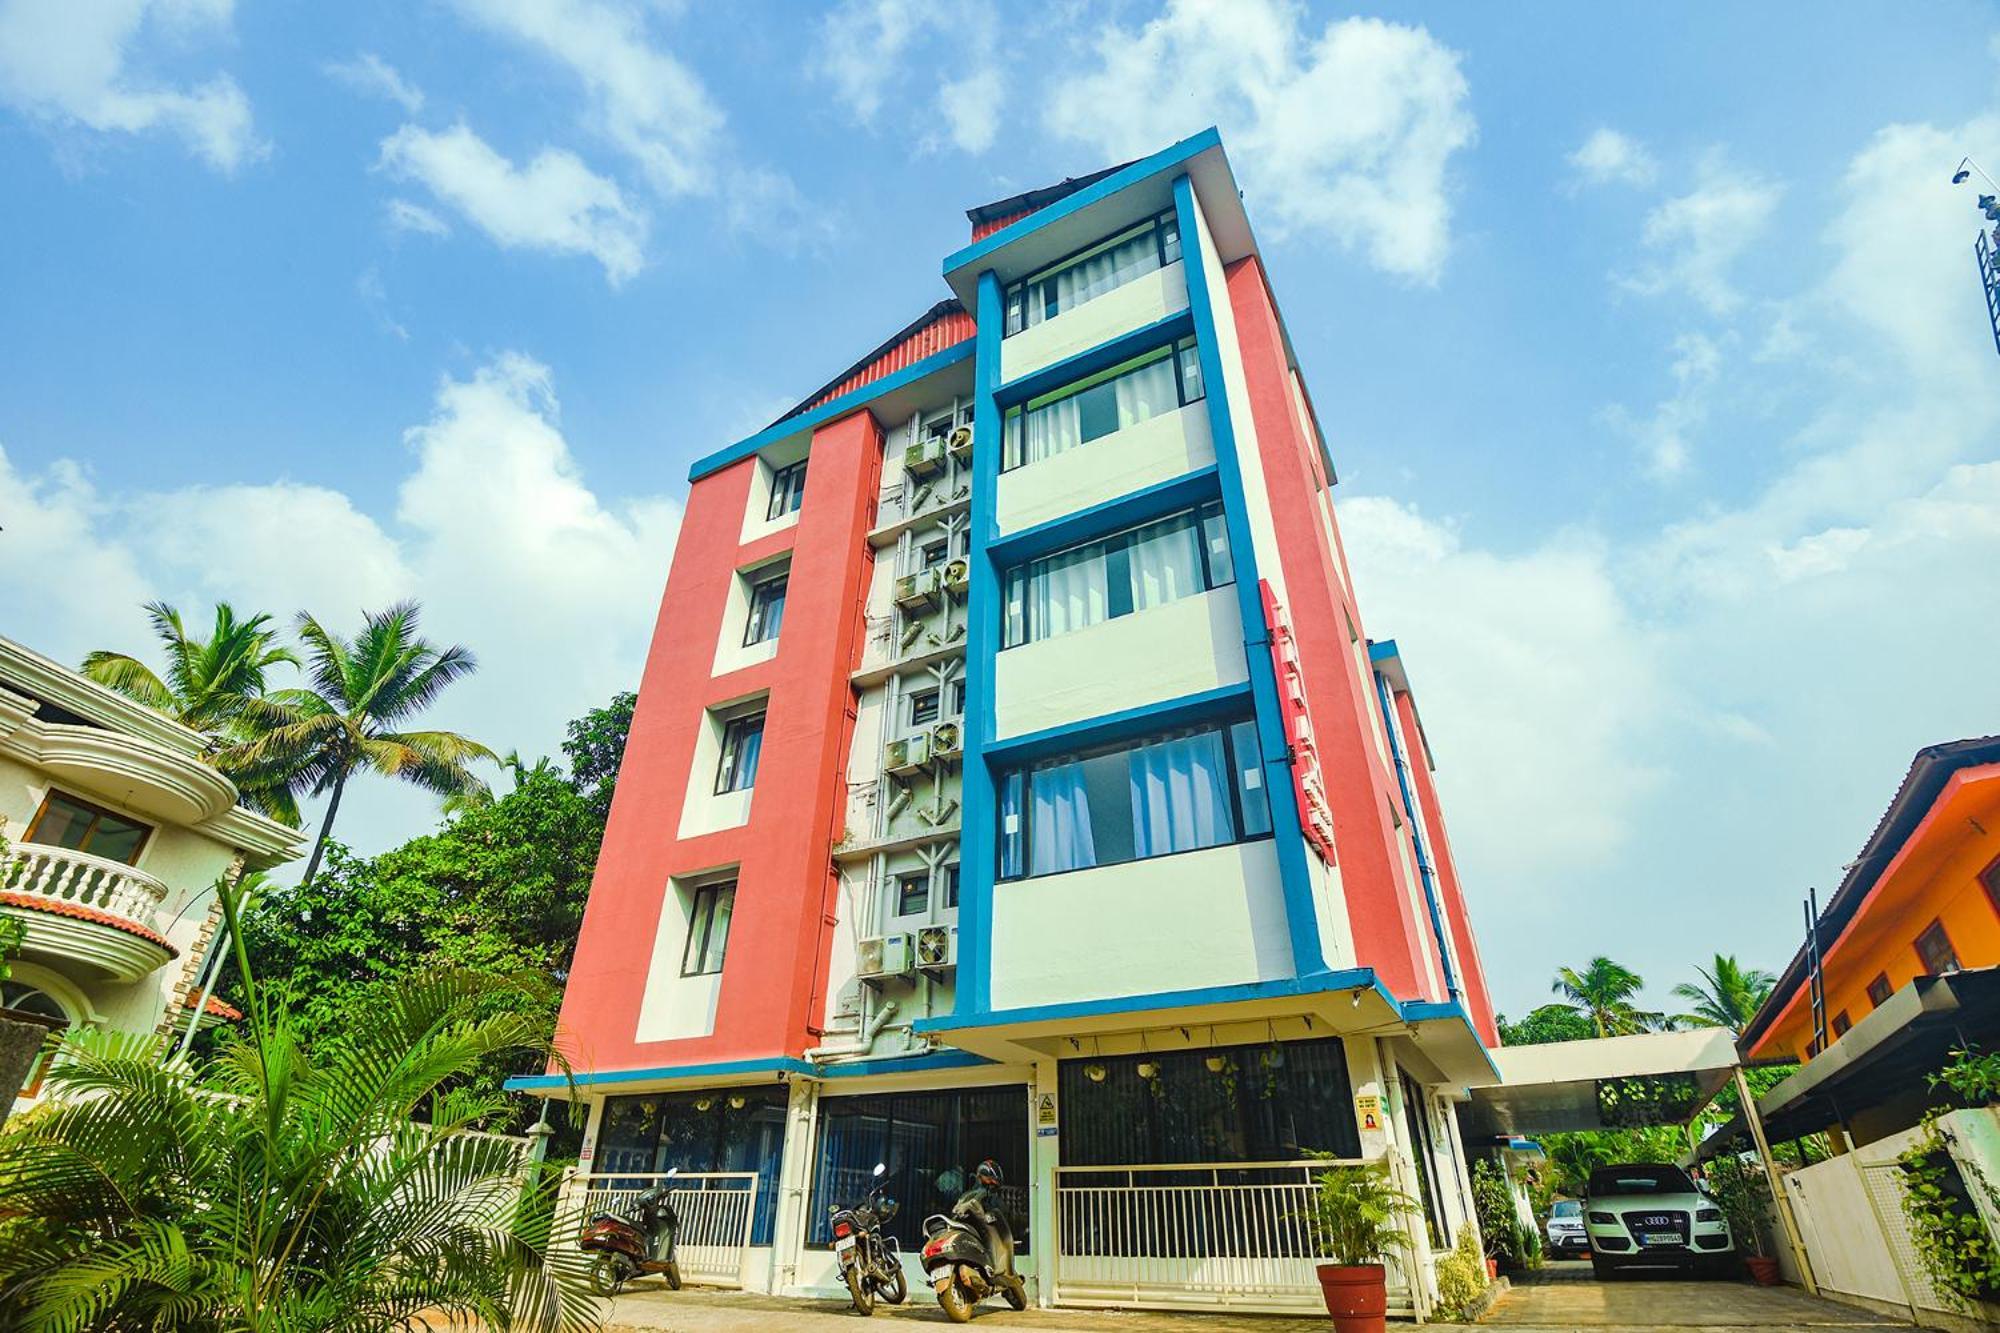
[1316,1263,1388,1333]
[1744,1256,1780,1286]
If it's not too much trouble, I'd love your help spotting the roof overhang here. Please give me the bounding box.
[941,128,1251,310]
[1465,1027,1740,1137]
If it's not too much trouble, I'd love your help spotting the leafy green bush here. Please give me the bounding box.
[1434,1227,1486,1316]
[1301,1157,1418,1266]
[1899,1114,2000,1306]
[1706,1154,1773,1259]
[1932,1046,2000,1107]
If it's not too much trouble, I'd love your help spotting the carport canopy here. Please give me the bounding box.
[1464,1027,1742,1137]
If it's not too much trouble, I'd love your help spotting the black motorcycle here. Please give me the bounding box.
[830,1161,907,1315]
[919,1159,1027,1323]
[579,1173,682,1295]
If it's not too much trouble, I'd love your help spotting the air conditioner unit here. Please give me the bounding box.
[885,731,931,777]
[942,558,970,601]
[858,932,914,981]
[894,568,942,612]
[928,721,963,763]
[916,924,958,972]
[904,438,946,479]
[946,425,973,465]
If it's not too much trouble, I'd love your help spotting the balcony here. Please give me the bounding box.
[2,844,176,982]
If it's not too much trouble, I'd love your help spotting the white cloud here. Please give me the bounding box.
[385,197,451,237]
[0,353,680,861]
[325,52,424,114]
[378,122,646,284]
[937,67,1001,154]
[1044,1,1474,282]
[0,0,262,172]
[1625,158,1783,314]
[447,0,724,197]
[1568,127,1657,187]
[818,0,1002,155]
[1604,330,1723,481]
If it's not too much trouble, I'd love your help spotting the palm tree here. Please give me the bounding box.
[0,882,597,1331]
[1671,954,1776,1033]
[229,602,495,889]
[1552,957,1662,1038]
[82,601,306,821]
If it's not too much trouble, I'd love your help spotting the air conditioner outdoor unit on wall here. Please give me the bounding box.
[858,932,914,981]
[904,438,946,479]
[942,558,970,601]
[885,732,931,777]
[928,722,962,763]
[946,425,973,465]
[894,569,942,612]
[916,924,957,972]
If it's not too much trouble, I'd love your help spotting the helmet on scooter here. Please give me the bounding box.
[974,1159,1003,1188]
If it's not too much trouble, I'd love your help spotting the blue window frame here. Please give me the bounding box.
[1002,501,1233,648]
[997,715,1271,880]
[1003,211,1181,337]
[1002,337,1204,470]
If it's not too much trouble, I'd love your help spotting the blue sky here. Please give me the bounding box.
[5,0,1999,1021]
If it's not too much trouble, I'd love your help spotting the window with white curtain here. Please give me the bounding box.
[1003,211,1181,336]
[1002,501,1234,648]
[1003,338,1204,470]
[996,716,1271,880]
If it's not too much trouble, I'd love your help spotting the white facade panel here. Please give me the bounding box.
[995,402,1213,535]
[989,839,1290,1010]
[635,880,722,1042]
[993,587,1247,741]
[999,262,1189,384]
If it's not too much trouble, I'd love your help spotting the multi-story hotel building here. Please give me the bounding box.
[517,130,1500,1317]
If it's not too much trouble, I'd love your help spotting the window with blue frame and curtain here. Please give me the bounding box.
[594,1085,789,1244]
[807,1086,1030,1253]
[996,714,1271,880]
[1002,501,1234,649]
[1002,336,1204,470]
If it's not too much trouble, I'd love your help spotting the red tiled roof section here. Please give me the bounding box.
[0,891,177,956]
[775,300,976,426]
[182,991,243,1021]
[971,208,1033,241]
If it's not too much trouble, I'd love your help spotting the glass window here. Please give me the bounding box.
[896,872,928,917]
[1830,1010,1851,1038]
[596,1086,789,1243]
[1003,212,1181,337]
[0,982,68,1097]
[1983,855,2000,918]
[997,714,1271,881]
[1003,336,1205,470]
[744,573,787,646]
[808,1086,1030,1253]
[948,680,966,718]
[908,690,939,728]
[715,712,765,793]
[25,791,151,864]
[1866,972,1894,1007]
[1056,1037,1360,1166]
[681,881,734,976]
[767,459,807,521]
[1915,919,1961,976]
[940,863,959,909]
[1003,502,1234,648]
[920,541,948,570]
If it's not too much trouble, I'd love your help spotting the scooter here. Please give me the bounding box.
[829,1161,908,1315]
[579,1168,683,1295]
[919,1159,1027,1323]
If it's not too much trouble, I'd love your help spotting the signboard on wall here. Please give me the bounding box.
[1260,582,1338,866]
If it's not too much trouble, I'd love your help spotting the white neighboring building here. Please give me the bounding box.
[0,635,302,1108]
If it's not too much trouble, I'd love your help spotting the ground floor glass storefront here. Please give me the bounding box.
[807,1085,1031,1253]
[595,1085,789,1244]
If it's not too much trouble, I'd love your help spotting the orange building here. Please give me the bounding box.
[1743,735,2000,1067]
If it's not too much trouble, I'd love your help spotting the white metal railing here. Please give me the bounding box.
[1052,1159,1414,1315]
[4,843,169,933]
[563,1172,759,1289]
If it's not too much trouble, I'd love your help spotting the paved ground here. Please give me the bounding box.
[592,1261,1912,1332]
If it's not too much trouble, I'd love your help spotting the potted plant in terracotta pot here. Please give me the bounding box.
[1708,1155,1778,1284]
[1300,1157,1418,1333]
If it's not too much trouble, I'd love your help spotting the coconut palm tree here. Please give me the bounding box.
[228,602,495,890]
[0,881,596,1331]
[1671,954,1776,1033]
[1552,957,1662,1038]
[82,601,306,822]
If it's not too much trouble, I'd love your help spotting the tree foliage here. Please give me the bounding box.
[1670,954,1775,1033]
[1497,1004,1596,1046]
[1551,956,1662,1037]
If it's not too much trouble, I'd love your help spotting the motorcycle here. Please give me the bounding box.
[579,1168,683,1296]
[829,1161,907,1315]
[919,1159,1027,1323]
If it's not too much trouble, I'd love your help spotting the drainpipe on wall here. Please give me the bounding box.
[1372,670,1459,1001]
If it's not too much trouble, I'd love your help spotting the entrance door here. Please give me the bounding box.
[1399,1068,1446,1247]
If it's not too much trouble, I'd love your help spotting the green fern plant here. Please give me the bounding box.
[1300,1157,1418,1267]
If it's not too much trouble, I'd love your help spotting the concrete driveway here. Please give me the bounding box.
[595,1263,1912,1332]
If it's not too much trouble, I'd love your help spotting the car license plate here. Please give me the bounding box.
[834,1235,856,1253]
[1639,1232,1679,1247]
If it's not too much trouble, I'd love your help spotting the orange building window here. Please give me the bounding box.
[1866,973,1893,1007]
[1983,854,2000,917]
[1831,1010,1851,1038]
[1915,919,1961,977]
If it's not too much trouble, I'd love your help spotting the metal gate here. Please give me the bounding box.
[1050,1159,1416,1316]
[566,1171,760,1289]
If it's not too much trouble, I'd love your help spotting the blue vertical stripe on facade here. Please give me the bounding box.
[957,268,1006,1016]
[1170,171,1327,981]
[1372,668,1459,1000]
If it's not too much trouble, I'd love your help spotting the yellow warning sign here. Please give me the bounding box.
[1036,1093,1057,1127]
[1355,1093,1383,1133]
